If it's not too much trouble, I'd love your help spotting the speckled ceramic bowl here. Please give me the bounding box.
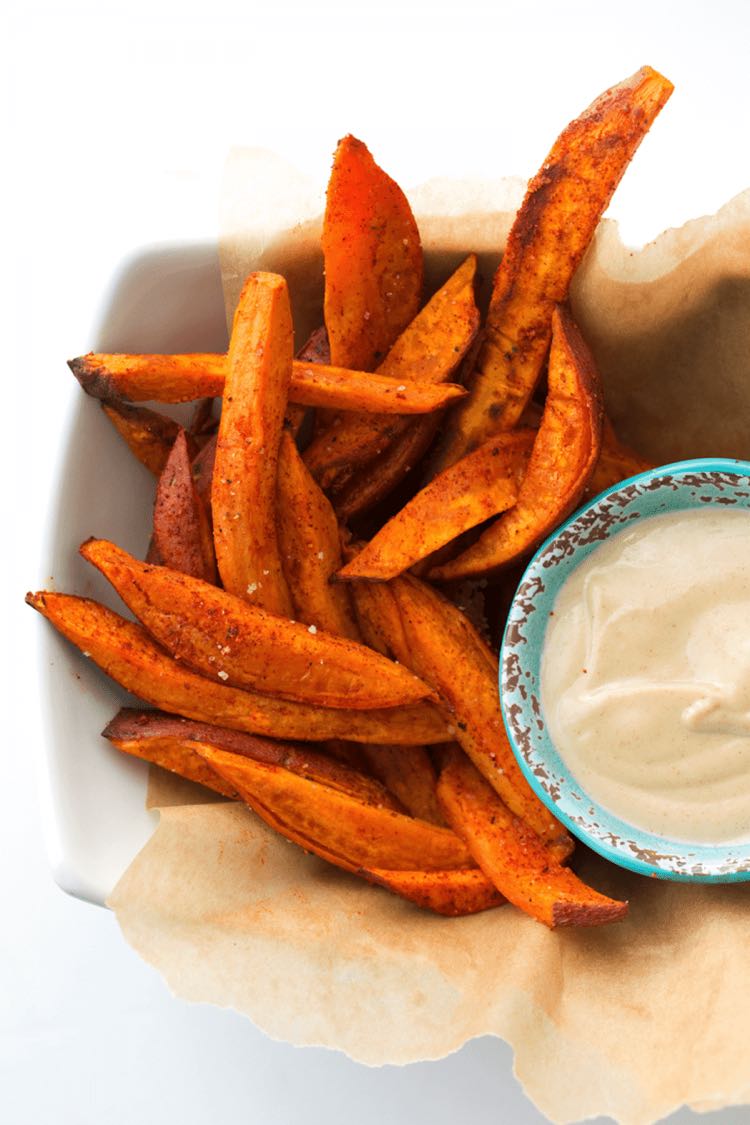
[500,456,750,882]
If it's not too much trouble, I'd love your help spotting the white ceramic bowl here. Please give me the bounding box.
[34,243,228,905]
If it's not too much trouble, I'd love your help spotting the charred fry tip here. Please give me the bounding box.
[68,355,113,400]
[25,591,45,610]
[78,535,99,557]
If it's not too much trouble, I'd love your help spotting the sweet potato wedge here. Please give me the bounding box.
[304,255,479,485]
[434,67,673,469]
[71,354,226,402]
[103,709,404,811]
[190,432,217,507]
[331,296,484,521]
[360,866,505,916]
[70,352,465,416]
[152,429,217,583]
[431,306,603,581]
[212,271,294,615]
[349,576,410,659]
[26,592,450,744]
[350,573,572,857]
[337,429,533,581]
[437,747,627,928]
[276,432,360,640]
[194,746,472,870]
[322,134,423,372]
[359,745,445,826]
[582,417,653,500]
[80,539,434,711]
[100,399,185,476]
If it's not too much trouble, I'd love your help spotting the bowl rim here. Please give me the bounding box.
[499,454,750,883]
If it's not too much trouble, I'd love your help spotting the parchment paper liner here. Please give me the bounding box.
[109,149,750,1125]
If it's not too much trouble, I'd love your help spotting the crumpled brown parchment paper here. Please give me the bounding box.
[108,148,750,1125]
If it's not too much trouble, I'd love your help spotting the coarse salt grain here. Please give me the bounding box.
[217,670,229,681]
[246,583,258,595]
[308,624,318,634]
[317,550,325,560]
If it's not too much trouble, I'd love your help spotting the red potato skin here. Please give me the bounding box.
[152,429,217,583]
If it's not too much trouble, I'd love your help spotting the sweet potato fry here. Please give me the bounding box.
[26,592,450,744]
[276,432,360,639]
[71,354,227,402]
[360,866,505,916]
[350,573,572,857]
[359,745,445,825]
[212,271,294,615]
[294,367,467,415]
[195,746,472,870]
[437,747,627,928]
[304,256,479,485]
[80,539,435,710]
[103,709,404,811]
[331,412,442,522]
[152,429,217,583]
[582,417,654,500]
[195,743,485,914]
[100,399,185,476]
[70,352,465,416]
[434,67,673,469]
[337,430,533,581]
[349,577,410,659]
[430,306,603,581]
[331,304,484,521]
[322,134,423,372]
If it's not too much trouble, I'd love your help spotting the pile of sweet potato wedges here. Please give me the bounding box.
[28,65,673,927]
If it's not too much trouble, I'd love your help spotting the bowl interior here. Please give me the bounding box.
[37,243,229,905]
[500,457,750,882]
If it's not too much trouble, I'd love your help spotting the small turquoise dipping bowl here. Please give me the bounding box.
[500,456,750,883]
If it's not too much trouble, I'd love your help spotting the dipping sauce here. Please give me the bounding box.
[541,508,750,844]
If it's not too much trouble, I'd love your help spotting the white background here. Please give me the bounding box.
[5,2,750,1122]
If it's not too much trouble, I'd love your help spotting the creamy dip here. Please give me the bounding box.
[541,508,750,843]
